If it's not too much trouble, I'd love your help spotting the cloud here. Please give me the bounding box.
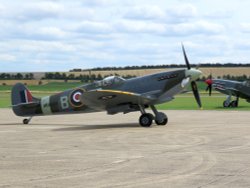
[81,0,110,7]
[0,0,249,72]
[74,21,113,34]
[124,5,166,20]
[166,4,197,22]
[115,20,166,34]
[123,3,198,24]
[170,21,225,36]
[0,54,16,62]
[204,10,233,20]
[240,23,250,33]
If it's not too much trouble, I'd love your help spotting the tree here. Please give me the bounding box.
[97,74,103,80]
[29,73,34,80]
[25,74,30,79]
[16,73,23,80]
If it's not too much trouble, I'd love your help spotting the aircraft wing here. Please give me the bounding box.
[81,89,156,111]
[228,87,250,99]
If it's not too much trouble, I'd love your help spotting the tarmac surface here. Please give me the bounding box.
[0,109,250,188]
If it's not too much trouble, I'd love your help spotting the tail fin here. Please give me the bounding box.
[11,83,39,116]
[11,83,35,105]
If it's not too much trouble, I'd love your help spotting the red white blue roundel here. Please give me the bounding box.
[69,89,85,107]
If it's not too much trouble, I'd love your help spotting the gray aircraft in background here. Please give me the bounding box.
[205,77,250,107]
[11,45,202,127]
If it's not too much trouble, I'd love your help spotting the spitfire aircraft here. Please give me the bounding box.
[12,46,202,127]
[205,78,250,107]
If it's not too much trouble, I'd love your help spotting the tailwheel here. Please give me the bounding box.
[23,117,32,124]
[155,112,168,126]
[139,113,153,127]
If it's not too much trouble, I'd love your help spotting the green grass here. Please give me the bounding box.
[0,92,10,108]
[0,82,84,92]
[157,94,250,110]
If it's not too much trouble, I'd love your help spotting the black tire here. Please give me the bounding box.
[223,100,231,107]
[155,112,168,125]
[23,119,29,124]
[230,100,238,107]
[139,113,153,127]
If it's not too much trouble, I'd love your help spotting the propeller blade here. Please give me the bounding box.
[191,81,202,108]
[182,44,191,70]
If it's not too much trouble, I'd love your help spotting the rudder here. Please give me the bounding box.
[11,83,39,116]
[11,83,34,106]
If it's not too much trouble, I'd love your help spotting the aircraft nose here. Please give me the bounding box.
[185,69,202,80]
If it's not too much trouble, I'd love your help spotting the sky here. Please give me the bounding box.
[1,0,250,72]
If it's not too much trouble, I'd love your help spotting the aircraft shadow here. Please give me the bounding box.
[214,106,249,110]
[0,123,22,125]
[52,123,139,131]
[0,122,140,130]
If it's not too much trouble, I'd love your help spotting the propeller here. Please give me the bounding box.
[205,74,213,96]
[182,44,202,109]
[182,44,191,70]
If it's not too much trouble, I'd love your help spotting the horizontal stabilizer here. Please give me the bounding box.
[11,102,40,108]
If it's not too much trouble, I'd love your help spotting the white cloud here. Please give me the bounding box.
[240,23,250,33]
[0,54,16,61]
[124,5,166,20]
[26,1,64,19]
[0,0,249,71]
[115,20,166,34]
[74,21,113,34]
[166,4,197,21]
[170,21,225,36]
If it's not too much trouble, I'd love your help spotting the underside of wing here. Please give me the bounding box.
[229,88,250,99]
[81,89,156,114]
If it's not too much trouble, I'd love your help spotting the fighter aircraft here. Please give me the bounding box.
[12,45,202,127]
[205,77,250,107]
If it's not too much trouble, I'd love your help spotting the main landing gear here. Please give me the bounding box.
[138,105,168,127]
[223,95,239,108]
[23,117,32,124]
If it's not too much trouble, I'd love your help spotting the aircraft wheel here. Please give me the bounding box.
[139,113,153,127]
[223,100,231,107]
[155,112,168,126]
[23,119,30,124]
[230,100,238,107]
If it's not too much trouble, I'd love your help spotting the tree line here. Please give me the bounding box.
[1,72,250,82]
[0,73,34,80]
[70,63,250,72]
[42,72,136,82]
[199,74,250,81]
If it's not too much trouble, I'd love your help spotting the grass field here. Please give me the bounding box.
[0,82,83,92]
[1,82,250,110]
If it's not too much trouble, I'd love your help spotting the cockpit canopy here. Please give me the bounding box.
[95,76,126,87]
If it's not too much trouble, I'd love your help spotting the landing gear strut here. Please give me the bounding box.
[23,117,32,124]
[138,105,168,127]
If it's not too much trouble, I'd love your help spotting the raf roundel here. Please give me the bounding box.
[69,89,85,108]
